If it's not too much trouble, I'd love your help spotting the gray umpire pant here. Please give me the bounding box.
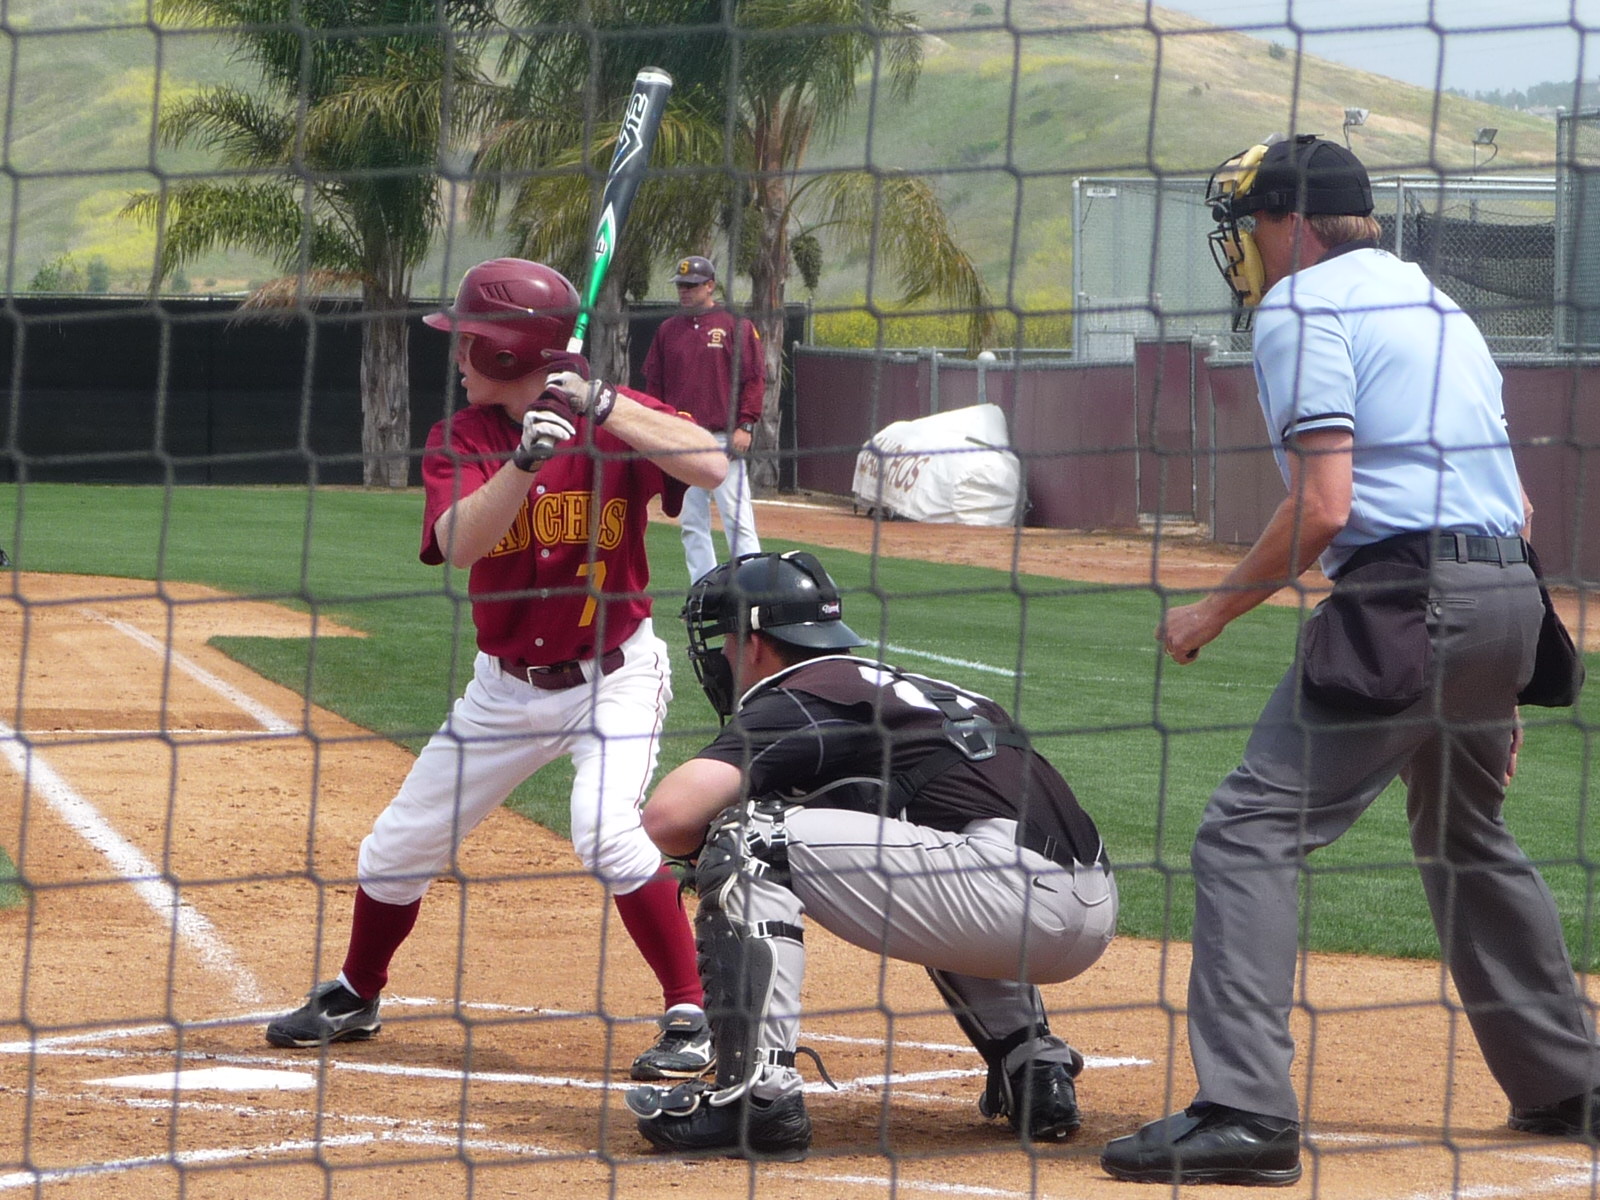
[1189,559,1600,1121]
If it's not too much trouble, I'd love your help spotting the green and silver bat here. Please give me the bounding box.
[568,66,674,354]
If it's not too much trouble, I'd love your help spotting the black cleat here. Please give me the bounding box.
[265,980,381,1048]
[630,1008,714,1081]
[999,1058,1082,1141]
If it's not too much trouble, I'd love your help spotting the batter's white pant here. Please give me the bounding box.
[680,434,761,584]
[357,621,671,906]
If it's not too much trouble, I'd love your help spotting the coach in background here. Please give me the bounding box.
[1101,136,1597,1186]
[643,255,764,584]
[264,258,726,1082]
[626,551,1116,1160]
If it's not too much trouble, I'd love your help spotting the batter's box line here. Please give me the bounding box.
[0,1129,576,1193]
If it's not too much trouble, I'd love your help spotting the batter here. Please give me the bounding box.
[266,258,727,1082]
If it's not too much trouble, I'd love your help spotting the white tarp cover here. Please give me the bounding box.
[851,403,1022,526]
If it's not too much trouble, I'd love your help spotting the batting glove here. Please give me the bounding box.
[539,349,591,379]
[512,404,576,472]
[544,370,617,424]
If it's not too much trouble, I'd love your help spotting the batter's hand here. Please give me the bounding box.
[544,371,618,424]
[1158,600,1225,665]
[539,349,591,379]
[512,404,576,471]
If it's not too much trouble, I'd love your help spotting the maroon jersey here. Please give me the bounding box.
[419,387,690,665]
[642,307,764,432]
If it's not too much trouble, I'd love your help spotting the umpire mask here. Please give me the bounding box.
[682,551,866,720]
[1206,140,1273,326]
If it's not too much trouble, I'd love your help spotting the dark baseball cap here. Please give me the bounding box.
[672,255,716,284]
[1233,134,1373,218]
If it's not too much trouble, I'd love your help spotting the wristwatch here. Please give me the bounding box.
[736,422,756,433]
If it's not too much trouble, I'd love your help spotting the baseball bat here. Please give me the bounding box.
[567,66,674,355]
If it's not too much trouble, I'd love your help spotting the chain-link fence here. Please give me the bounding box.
[1557,109,1600,351]
[1073,172,1561,360]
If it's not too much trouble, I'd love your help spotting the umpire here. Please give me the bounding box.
[1101,135,1599,1186]
[627,551,1116,1160]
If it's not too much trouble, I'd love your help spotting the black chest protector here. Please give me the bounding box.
[756,657,1029,818]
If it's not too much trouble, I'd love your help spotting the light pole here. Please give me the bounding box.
[1473,127,1499,170]
[1342,107,1369,148]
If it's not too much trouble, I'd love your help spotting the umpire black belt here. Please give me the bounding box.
[1341,531,1528,577]
[1434,532,1528,566]
[500,646,624,691]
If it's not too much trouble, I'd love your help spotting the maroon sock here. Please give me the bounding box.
[613,867,703,1010]
[340,887,422,1000]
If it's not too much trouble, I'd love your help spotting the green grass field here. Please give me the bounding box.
[3,483,1595,964]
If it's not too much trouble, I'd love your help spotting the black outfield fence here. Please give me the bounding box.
[0,297,805,487]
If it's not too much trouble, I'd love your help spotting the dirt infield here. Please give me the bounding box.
[0,498,1595,1199]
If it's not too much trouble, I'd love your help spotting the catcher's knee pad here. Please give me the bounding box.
[695,802,805,1099]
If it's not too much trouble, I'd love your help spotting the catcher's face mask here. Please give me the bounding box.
[681,551,865,721]
[1206,142,1271,325]
[683,564,742,720]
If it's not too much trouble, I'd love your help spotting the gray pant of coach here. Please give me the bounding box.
[1189,558,1600,1121]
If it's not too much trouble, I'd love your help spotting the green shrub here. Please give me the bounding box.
[813,297,1074,351]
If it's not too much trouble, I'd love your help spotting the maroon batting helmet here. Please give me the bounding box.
[424,258,580,381]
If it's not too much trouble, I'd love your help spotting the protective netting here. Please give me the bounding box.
[0,3,1596,1199]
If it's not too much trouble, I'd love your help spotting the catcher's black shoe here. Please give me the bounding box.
[629,1007,714,1081]
[265,980,381,1048]
[629,1082,812,1161]
[1510,1087,1600,1140]
[1099,1103,1302,1186]
[987,1058,1082,1141]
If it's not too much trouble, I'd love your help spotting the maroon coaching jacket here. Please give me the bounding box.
[642,306,765,434]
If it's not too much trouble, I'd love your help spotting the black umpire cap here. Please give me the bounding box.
[1232,134,1374,218]
[672,255,716,284]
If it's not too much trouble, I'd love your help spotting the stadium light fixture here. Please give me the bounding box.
[1473,127,1499,169]
[1342,107,1369,148]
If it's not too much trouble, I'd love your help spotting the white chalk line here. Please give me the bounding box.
[0,1128,568,1192]
[884,642,1016,678]
[21,729,293,741]
[79,609,299,736]
[8,1018,1600,1199]
[787,1176,1035,1199]
[0,720,265,1009]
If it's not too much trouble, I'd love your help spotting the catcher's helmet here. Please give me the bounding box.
[682,551,866,718]
[424,258,580,381]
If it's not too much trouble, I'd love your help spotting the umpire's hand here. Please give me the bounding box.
[1158,599,1225,664]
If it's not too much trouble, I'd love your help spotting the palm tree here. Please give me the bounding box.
[124,0,498,487]
[470,0,727,383]
[482,0,992,487]
[732,0,993,486]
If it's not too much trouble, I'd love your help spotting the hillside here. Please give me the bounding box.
[0,0,1562,307]
[806,0,1558,309]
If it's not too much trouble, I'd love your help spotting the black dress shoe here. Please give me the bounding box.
[1100,1104,1301,1186]
[1510,1087,1600,1139]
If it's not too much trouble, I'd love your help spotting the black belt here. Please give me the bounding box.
[1016,821,1084,871]
[500,646,624,691]
[1341,531,1529,577]
[1434,532,1528,566]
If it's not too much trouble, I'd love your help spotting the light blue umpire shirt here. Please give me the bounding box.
[1251,245,1525,578]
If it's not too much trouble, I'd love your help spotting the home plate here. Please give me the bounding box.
[89,1067,316,1091]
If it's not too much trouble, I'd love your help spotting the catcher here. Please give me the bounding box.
[625,551,1117,1159]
